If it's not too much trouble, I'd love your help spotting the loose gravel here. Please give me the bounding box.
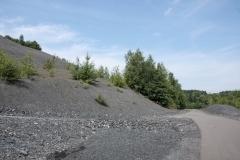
[0,115,200,160]
[0,35,200,159]
[204,104,240,121]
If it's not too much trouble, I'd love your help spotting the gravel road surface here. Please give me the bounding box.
[173,109,240,160]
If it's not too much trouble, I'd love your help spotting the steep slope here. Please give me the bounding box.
[0,35,173,118]
[0,35,200,160]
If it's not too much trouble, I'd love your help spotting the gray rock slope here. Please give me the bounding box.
[0,35,200,160]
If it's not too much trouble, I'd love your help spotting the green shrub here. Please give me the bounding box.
[65,62,71,70]
[70,53,97,81]
[49,69,55,77]
[95,93,107,105]
[21,52,38,78]
[117,87,123,93]
[83,83,88,89]
[0,50,21,82]
[110,66,125,87]
[44,55,57,70]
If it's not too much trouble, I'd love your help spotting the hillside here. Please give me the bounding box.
[0,35,200,159]
[0,35,178,118]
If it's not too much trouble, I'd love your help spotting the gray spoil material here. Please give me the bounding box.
[0,34,200,159]
[204,104,240,121]
[0,116,200,160]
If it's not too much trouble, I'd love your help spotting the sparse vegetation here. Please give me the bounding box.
[97,65,110,79]
[95,93,107,105]
[49,69,55,77]
[0,50,21,82]
[83,83,88,89]
[70,53,97,82]
[20,52,38,78]
[110,66,125,87]
[117,87,123,93]
[43,55,57,77]
[44,55,57,70]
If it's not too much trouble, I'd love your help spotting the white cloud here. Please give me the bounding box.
[173,0,180,4]
[0,17,23,24]
[153,49,240,93]
[164,8,172,16]
[10,24,78,44]
[153,33,161,37]
[190,25,214,39]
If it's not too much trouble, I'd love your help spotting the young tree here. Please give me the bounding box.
[70,53,96,82]
[19,34,25,45]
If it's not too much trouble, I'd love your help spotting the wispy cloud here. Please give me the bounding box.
[216,43,240,53]
[173,0,180,4]
[164,8,172,16]
[189,25,214,39]
[10,24,78,44]
[183,0,211,18]
[0,17,23,24]
[153,33,161,37]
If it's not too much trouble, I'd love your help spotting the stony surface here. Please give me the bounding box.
[0,115,200,160]
[0,35,200,159]
[204,104,240,121]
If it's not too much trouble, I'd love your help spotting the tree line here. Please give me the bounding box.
[184,90,240,109]
[5,34,42,51]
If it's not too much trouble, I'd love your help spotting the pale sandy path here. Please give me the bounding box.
[173,109,240,160]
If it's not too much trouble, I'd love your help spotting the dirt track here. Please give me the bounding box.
[174,109,240,160]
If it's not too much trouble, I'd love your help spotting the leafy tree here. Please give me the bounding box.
[5,35,42,51]
[124,49,145,92]
[124,48,187,109]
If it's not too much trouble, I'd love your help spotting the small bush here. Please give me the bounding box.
[44,55,57,70]
[65,62,71,70]
[49,69,55,77]
[83,83,88,89]
[117,87,123,93]
[110,66,125,87]
[70,54,97,81]
[0,50,21,82]
[95,93,107,105]
[21,52,38,78]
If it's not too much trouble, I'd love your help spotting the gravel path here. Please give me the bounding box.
[173,109,240,160]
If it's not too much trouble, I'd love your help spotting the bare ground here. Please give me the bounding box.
[0,35,200,159]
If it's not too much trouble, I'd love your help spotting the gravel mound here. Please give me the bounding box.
[0,35,200,159]
[204,104,240,121]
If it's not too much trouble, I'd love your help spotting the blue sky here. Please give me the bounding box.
[0,0,240,93]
